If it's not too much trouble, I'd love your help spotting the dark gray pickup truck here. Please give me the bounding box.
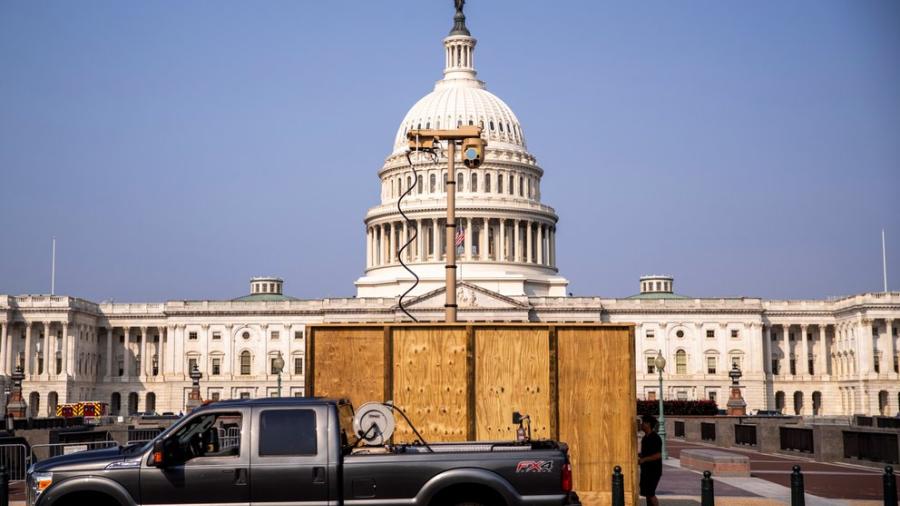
[27,398,580,506]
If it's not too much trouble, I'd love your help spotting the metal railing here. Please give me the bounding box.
[0,444,28,481]
[843,431,899,464]
[780,426,814,453]
[735,424,758,446]
[30,441,119,463]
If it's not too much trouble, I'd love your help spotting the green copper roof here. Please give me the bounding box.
[232,293,298,302]
[626,292,691,300]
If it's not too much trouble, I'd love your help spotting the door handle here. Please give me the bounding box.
[312,466,326,484]
[234,468,248,486]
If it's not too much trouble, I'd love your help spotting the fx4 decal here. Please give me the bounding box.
[516,460,553,473]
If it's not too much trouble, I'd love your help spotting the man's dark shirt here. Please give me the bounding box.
[639,431,663,476]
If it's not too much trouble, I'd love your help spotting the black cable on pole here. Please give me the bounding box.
[396,148,437,322]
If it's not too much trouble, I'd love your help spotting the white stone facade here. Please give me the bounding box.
[0,285,898,417]
[2,4,897,419]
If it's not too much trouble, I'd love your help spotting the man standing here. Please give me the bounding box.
[639,414,663,506]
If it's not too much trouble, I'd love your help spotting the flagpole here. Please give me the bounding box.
[883,229,888,292]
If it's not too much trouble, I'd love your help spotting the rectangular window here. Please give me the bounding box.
[707,357,716,374]
[212,358,221,376]
[293,391,304,398]
[731,329,739,338]
[212,332,221,340]
[188,358,198,372]
[189,332,198,340]
[294,330,303,340]
[895,355,899,373]
[210,392,220,401]
[294,357,304,375]
[676,391,688,401]
[708,391,717,403]
[646,357,655,374]
[808,359,815,375]
[676,353,687,374]
[270,358,281,375]
[706,329,715,338]
[772,360,779,375]
[271,331,279,340]
[645,329,655,339]
[259,409,317,456]
[790,359,796,375]
[647,391,657,401]
[731,356,742,370]
[170,412,241,460]
[240,392,251,399]
[873,354,880,373]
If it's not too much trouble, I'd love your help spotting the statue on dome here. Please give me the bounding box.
[455,0,465,13]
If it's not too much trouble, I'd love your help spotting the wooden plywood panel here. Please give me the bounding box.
[557,327,637,504]
[475,327,551,441]
[309,327,385,410]
[391,327,469,443]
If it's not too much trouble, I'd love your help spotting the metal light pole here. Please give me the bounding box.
[654,350,668,460]
[273,351,285,397]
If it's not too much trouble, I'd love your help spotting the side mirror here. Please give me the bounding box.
[150,440,167,467]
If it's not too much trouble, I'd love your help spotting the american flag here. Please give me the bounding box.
[455,226,465,247]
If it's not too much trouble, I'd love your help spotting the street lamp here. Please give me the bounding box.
[654,350,668,460]
[273,352,285,398]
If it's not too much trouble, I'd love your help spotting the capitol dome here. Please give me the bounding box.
[356,2,569,300]
[392,84,527,155]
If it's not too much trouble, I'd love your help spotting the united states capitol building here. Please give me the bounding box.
[1,5,898,419]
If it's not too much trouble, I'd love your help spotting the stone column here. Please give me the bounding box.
[165,325,176,377]
[432,219,440,261]
[884,319,896,376]
[526,221,533,263]
[365,227,372,268]
[782,324,791,376]
[464,217,472,261]
[23,322,32,376]
[492,221,500,261]
[537,223,544,265]
[764,325,773,375]
[499,219,506,261]
[749,323,763,373]
[105,327,113,378]
[0,321,7,375]
[817,325,827,377]
[858,319,874,377]
[799,324,809,376]
[417,219,425,262]
[480,218,488,260]
[122,327,131,378]
[224,324,233,376]
[549,227,556,267]
[44,322,56,377]
[402,220,409,261]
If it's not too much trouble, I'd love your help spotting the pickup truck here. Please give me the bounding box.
[27,397,581,506]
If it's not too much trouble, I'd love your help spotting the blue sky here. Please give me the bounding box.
[1,1,898,302]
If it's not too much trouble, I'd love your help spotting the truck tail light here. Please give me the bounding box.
[561,462,572,492]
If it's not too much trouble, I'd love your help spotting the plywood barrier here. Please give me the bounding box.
[306,323,637,505]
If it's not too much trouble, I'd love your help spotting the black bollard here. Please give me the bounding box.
[612,465,624,506]
[0,464,8,506]
[701,470,715,506]
[791,465,805,506]
[884,466,897,506]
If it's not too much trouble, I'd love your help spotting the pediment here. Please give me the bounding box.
[396,282,531,311]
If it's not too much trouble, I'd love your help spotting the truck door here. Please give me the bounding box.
[140,408,250,506]
[250,404,330,504]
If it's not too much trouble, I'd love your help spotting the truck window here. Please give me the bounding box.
[259,409,317,456]
[171,412,242,462]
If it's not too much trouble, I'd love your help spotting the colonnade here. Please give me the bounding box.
[0,320,99,379]
[366,217,556,269]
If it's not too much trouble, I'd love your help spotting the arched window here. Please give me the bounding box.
[442,171,447,192]
[519,177,524,196]
[490,121,495,131]
[675,350,687,374]
[456,172,463,189]
[110,392,121,416]
[417,175,423,194]
[526,178,532,198]
[146,392,156,413]
[509,174,514,194]
[775,391,785,412]
[499,122,504,132]
[240,351,252,376]
[429,174,436,193]
[406,176,412,194]
[471,173,478,193]
[485,173,492,193]
[498,173,503,193]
